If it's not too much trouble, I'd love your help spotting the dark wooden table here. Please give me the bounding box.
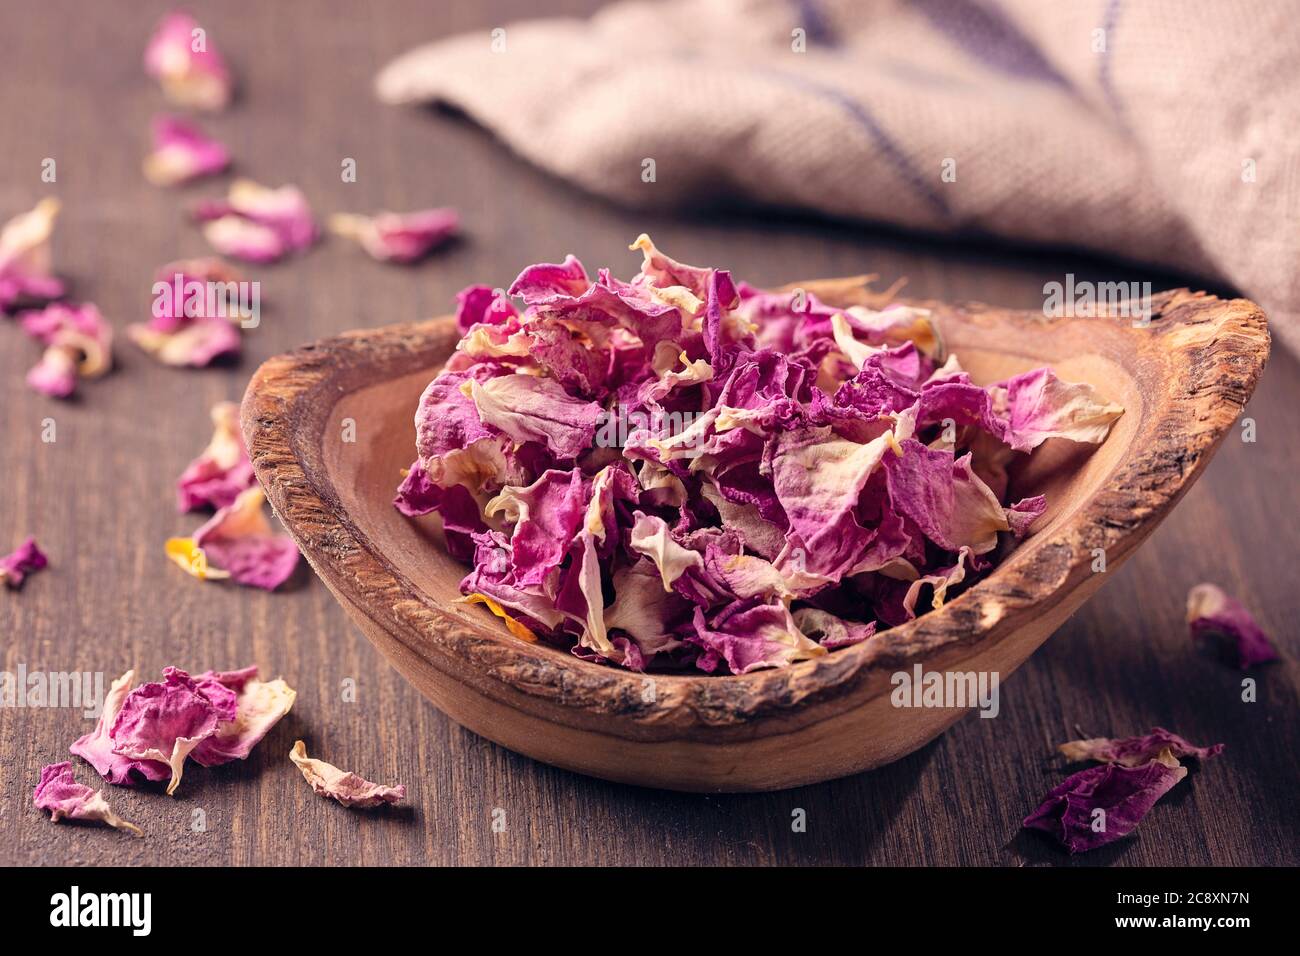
[2,0,1295,867]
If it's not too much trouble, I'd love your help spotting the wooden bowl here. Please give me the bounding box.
[242,281,1268,792]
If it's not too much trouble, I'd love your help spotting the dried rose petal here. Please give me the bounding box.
[177,401,256,511]
[25,345,78,398]
[129,315,241,367]
[155,256,242,289]
[0,537,48,590]
[1023,748,1187,854]
[167,486,299,590]
[143,115,231,186]
[289,741,406,808]
[1059,728,1224,767]
[193,179,317,262]
[329,207,458,263]
[1187,583,1279,669]
[34,762,141,836]
[69,670,170,786]
[17,302,113,397]
[144,11,232,111]
[109,667,223,796]
[0,199,64,311]
[191,668,296,766]
[1005,494,1047,538]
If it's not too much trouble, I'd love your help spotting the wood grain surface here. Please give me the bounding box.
[2,0,1296,866]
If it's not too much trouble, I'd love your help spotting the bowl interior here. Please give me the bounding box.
[319,328,1143,671]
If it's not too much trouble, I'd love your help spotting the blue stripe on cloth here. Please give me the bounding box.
[790,0,836,46]
[1098,0,1126,119]
[911,0,1070,85]
[757,68,952,220]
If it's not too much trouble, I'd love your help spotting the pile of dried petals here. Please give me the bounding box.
[396,237,1124,674]
[1023,729,1223,853]
[1,537,48,590]
[68,666,295,796]
[129,257,245,366]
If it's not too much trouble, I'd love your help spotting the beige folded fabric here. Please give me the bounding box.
[377,0,1300,353]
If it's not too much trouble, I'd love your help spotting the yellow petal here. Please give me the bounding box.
[165,537,230,581]
[461,593,537,642]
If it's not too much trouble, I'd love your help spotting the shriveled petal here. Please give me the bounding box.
[25,345,79,398]
[290,741,405,808]
[0,199,64,310]
[109,667,223,796]
[70,669,169,786]
[792,607,877,650]
[629,513,703,589]
[0,536,48,590]
[19,302,113,381]
[177,401,256,511]
[1059,728,1224,767]
[1023,750,1187,854]
[194,179,317,261]
[1186,583,1279,669]
[329,207,458,263]
[689,601,825,674]
[990,367,1123,452]
[191,672,297,766]
[144,12,232,111]
[884,440,1009,554]
[34,763,141,836]
[464,374,602,459]
[143,115,230,186]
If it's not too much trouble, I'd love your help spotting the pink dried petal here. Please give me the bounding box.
[18,302,113,381]
[193,180,317,262]
[169,487,300,590]
[289,741,405,808]
[1023,750,1187,854]
[128,315,240,366]
[455,284,518,335]
[1005,494,1047,538]
[192,669,296,766]
[200,215,286,263]
[155,256,242,287]
[0,199,64,311]
[1187,583,1279,669]
[329,207,458,263]
[0,536,48,590]
[177,401,255,511]
[791,607,877,650]
[143,115,231,186]
[25,345,78,398]
[69,670,170,786]
[989,367,1124,452]
[109,667,223,796]
[144,11,232,111]
[1059,728,1224,767]
[34,762,141,835]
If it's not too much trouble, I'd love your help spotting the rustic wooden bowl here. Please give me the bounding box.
[242,281,1268,792]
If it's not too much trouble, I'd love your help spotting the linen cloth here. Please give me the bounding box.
[376,0,1300,352]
